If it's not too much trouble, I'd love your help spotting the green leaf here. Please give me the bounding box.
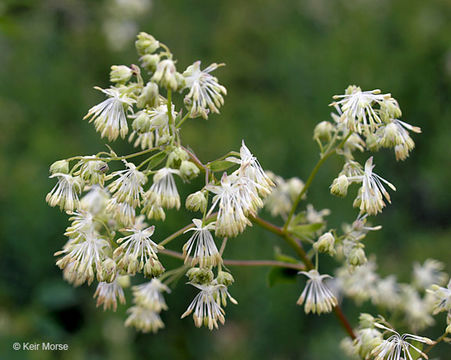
[267,267,298,287]
[409,341,424,360]
[208,160,237,172]
[146,151,167,170]
[288,223,323,238]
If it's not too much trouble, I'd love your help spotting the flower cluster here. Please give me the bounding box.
[46,31,450,358]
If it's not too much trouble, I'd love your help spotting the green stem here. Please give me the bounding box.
[66,147,158,164]
[176,112,191,129]
[251,215,356,339]
[159,248,305,271]
[283,132,352,232]
[424,332,447,355]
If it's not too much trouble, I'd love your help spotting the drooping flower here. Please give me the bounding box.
[227,141,274,196]
[370,323,435,360]
[46,173,83,212]
[379,119,421,161]
[55,232,111,286]
[108,161,147,207]
[331,86,396,134]
[350,157,396,215]
[181,283,236,330]
[183,61,227,119]
[114,225,161,275]
[125,305,165,333]
[80,185,110,215]
[106,197,136,226]
[297,270,338,314]
[145,168,181,210]
[64,210,96,240]
[83,87,135,141]
[132,279,171,312]
[182,219,221,267]
[94,278,126,311]
[206,173,252,237]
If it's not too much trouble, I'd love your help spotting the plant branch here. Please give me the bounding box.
[159,248,305,270]
[283,132,352,232]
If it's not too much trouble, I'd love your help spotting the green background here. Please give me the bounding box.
[0,0,450,359]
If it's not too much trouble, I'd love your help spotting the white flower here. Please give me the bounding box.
[145,168,180,210]
[413,259,448,290]
[183,219,221,267]
[46,173,83,211]
[427,280,451,315]
[114,225,161,275]
[83,87,135,141]
[305,204,331,224]
[181,283,236,330]
[400,285,434,332]
[64,210,96,240]
[379,119,421,161]
[132,279,170,312]
[125,306,165,333]
[264,172,304,217]
[371,323,435,360]
[336,259,379,304]
[350,157,396,215]
[108,162,147,207]
[106,198,136,225]
[372,276,401,310]
[129,130,154,150]
[206,173,252,238]
[80,185,110,215]
[297,270,338,314]
[331,87,394,134]
[94,278,126,311]
[183,61,227,119]
[227,141,274,196]
[55,232,111,286]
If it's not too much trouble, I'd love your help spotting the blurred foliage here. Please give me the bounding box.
[0,0,450,359]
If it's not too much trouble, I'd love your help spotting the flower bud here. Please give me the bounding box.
[365,133,380,151]
[137,82,159,109]
[110,65,133,83]
[175,72,186,92]
[140,54,160,72]
[167,147,189,168]
[330,175,349,197]
[217,271,234,286]
[179,160,200,180]
[152,59,178,91]
[101,258,117,283]
[313,232,335,255]
[132,111,152,133]
[144,259,165,278]
[186,267,214,284]
[135,32,160,55]
[185,191,207,213]
[359,313,376,328]
[50,160,69,174]
[348,247,367,267]
[313,121,334,142]
[117,275,130,288]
